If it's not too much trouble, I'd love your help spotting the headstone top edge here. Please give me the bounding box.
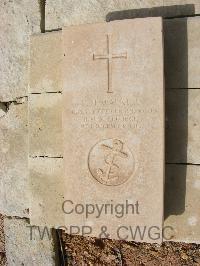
[62,16,163,31]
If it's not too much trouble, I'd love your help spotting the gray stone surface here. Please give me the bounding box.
[29,93,62,157]
[4,217,55,266]
[0,100,29,218]
[46,0,160,29]
[165,17,200,88]
[0,0,40,102]
[166,89,200,164]
[164,165,200,244]
[30,31,62,93]
[46,0,200,30]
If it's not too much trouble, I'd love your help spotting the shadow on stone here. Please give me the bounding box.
[165,89,188,218]
[164,18,188,219]
[164,18,189,88]
[38,0,45,33]
[106,4,195,21]
[165,165,187,219]
[106,5,189,219]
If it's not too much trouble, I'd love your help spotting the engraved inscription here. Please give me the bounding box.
[70,96,159,130]
[88,139,134,186]
[93,34,127,93]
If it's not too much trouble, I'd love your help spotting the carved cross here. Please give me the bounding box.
[93,34,127,93]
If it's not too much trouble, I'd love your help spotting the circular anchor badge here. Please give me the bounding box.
[88,139,134,186]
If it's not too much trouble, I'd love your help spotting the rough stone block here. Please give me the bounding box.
[166,89,200,164]
[165,17,200,88]
[29,158,64,227]
[164,165,200,244]
[46,0,200,30]
[30,31,62,93]
[0,1,40,101]
[0,100,29,217]
[29,93,62,157]
[46,0,169,29]
[4,217,55,266]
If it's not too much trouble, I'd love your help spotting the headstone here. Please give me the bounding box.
[62,18,164,243]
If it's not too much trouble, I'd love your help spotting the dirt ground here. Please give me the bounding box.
[0,216,200,265]
[62,233,200,266]
[0,253,6,266]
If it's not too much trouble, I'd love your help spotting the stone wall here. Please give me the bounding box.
[0,1,56,265]
[0,0,200,265]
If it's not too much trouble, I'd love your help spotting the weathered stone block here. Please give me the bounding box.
[166,89,200,164]
[46,0,200,30]
[4,217,55,266]
[164,165,200,244]
[0,1,40,101]
[30,31,62,93]
[46,0,171,30]
[0,100,29,217]
[165,17,200,88]
[29,158,64,227]
[29,93,62,157]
